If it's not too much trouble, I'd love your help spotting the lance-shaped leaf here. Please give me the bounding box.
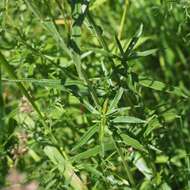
[71,142,114,162]
[112,116,146,124]
[120,133,147,152]
[128,49,158,60]
[82,100,99,114]
[107,88,124,114]
[131,152,153,180]
[72,124,98,152]
[138,76,188,98]
[124,24,143,58]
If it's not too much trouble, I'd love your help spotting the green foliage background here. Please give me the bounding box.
[0,0,190,189]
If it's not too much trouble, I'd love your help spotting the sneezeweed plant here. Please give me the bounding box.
[1,0,190,190]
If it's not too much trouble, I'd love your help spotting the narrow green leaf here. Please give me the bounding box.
[65,79,85,87]
[128,49,158,60]
[108,88,124,113]
[2,78,62,86]
[73,52,100,109]
[118,0,129,39]
[82,100,99,114]
[86,11,117,74]
[124,24,143,57]
[2,78,87,92]
[112,116,146,124]
[72,124,98,152]
[135,24,144,38]
[144,117,161,137]
[115,35,125,55]
[111,136,135,186]
[120,134,147,152]
[132,152,153,180]
[138,76,188,98]
[28,149,41,162]
[44,146,65,171]
[106,107,131,116]
[71,142,114,162]
[78,164,103,178]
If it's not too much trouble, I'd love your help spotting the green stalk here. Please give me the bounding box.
[0,55,4,128]
[70,3,100,109]
[99,115,106,157]
[55,0,66,16]
[178,117,190,188]
[111,136,136,188]
[73,53,100,109]
[0,52,45,125]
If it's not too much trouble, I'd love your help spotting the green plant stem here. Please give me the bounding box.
[111,136,136,188]
[0,57,4,128]
[73,54,100,108]
[69,4,100,109]
[178,117,190,188]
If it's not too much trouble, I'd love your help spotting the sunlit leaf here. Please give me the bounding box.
[112,116,146,124]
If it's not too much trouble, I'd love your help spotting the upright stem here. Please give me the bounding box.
[111,136,136,188]
[0,56,4,128]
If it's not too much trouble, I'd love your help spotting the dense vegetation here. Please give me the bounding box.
[1,0,190,189]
